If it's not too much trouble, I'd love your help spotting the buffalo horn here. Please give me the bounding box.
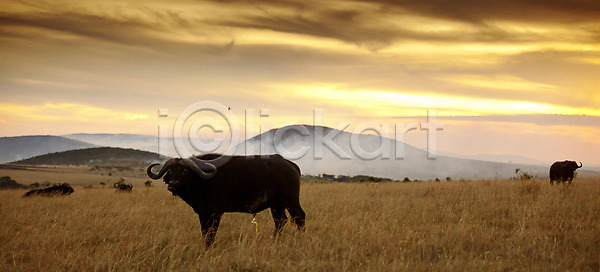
[147,158,178,179]
[184,157,217,179]
[578,161,583,168]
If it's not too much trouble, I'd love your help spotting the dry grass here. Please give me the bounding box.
[0,165,150,187]
[1,178,599,271]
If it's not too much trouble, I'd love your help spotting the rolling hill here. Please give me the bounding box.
[0,135,96,163]
[12,147,166,167]
[236,125,598,180]
[3,125,597,180]
[63,133,160,154]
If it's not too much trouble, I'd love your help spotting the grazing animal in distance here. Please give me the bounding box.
[549,160,582,184]
[146,154,306,247]
[114,183,133,191]
[24,183,74,197]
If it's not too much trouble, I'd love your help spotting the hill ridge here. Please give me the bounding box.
[0,135,97,163]
[12,147,166,167]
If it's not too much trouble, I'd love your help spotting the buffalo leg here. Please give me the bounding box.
[288,206,306,232]
[270,208,288,235]
[199,213,222,247]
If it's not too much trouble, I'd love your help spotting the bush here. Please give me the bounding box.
[514,168,534,180]
[0,176,27,189]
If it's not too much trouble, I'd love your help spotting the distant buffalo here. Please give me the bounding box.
[114,183,133,191]
[549,160,582,185]
[24,183,74,197]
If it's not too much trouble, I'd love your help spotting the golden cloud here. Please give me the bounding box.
[269,83,600,117]
[0,102,149,123]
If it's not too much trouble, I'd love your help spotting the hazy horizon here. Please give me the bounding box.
[2,123,596,167]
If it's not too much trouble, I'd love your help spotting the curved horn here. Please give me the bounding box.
[183,157,217,179]
[147,159,178,179]
[578,161,583,168]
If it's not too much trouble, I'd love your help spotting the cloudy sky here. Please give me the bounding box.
[1,0,599,164]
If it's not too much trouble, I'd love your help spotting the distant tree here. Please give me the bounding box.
[403,177,411,183]
[322,174,335,180]
[335,175,350,182]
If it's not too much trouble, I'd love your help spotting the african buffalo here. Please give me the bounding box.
[146,154,305,247]
[24,183,74,197]
[549,160,582,184]
[114,183,133,191]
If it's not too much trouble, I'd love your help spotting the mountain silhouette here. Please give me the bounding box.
[0,135,96,163]
[236,124,550,180]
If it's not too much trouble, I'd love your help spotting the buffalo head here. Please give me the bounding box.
[563,160,583,171]
[146,158,217,192]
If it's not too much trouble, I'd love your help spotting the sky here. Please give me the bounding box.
[0,0,599,164]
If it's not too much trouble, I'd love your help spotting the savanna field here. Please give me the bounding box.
[1,177,600,271]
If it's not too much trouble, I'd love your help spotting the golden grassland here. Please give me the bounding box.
[0,165,150,187]
[1,174,600,271]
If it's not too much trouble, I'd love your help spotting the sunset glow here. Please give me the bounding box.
[1,0,599,164]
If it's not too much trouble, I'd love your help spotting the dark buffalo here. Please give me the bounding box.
[549,160,582,184]
[114,183,133,191]
[24,183,74,197]
[147,154,305,247]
